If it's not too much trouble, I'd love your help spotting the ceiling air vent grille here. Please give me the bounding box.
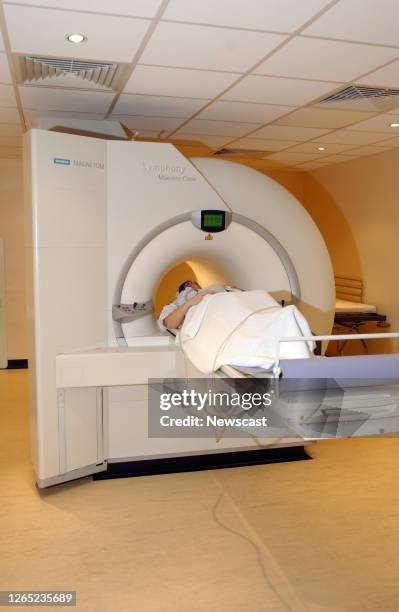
[213,148,270,158]
[321,84,399,103]
[319,84,399,111]
[24,56,118,88]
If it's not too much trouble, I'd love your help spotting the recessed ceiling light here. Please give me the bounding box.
[390,122,399,128]
[317,146,326,151]
[66,33,87,44]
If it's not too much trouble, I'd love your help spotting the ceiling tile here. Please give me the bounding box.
[111,115,184,133]
[113,94,208,117]
[317,154,357,164]
[3,0,163,17]
[0,107,20,123]
[311,129,395,145]
[4,5,151,63]
[167,133,231,147]
[250,124,331,141]
[0,85,16,108]
[125,66,239,98]
[140,22,287,72]
[255,37,399,82]
[135,130,164,139]
[23,108,107,128]
[163,0,332,33]
[342,145,393,156]
[228,137,297,151]
[175,118,258,136]
[198,101,293,123]
[223,75,339,106]
[358,59,399,88]
[0,54,12,84]
[349,113,399,132]
[267,151,321,162]
[285,141,356,154]
[20,86,113,113]
[372,136,399,147]
[275,108,374,129]
[304,0,399,47]
[0,123,22,136]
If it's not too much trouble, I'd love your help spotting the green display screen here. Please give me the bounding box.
[203,213,224,228]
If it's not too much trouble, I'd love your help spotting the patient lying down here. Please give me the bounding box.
[158,280,213,330]
[159,281,314,374]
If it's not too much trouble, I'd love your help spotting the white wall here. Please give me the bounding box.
[307,148,399,354]
[0,158,26,360]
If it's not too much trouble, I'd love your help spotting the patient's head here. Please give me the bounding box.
[178,280,201,293]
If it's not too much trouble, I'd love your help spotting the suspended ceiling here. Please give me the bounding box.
[1,0,399,170]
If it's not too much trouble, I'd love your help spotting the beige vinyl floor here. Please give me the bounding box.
[1,369,399,612]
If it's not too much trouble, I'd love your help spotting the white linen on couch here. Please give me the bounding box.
[178,290,314,374]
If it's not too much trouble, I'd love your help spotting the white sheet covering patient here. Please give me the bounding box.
[159,282,314,374]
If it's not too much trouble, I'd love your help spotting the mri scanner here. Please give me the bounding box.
[24,126,398,488]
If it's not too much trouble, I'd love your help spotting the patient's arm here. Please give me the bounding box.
[164,291,211,329]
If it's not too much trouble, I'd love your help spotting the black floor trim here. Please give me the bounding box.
[7,359,28,369]
[93,446,311,481]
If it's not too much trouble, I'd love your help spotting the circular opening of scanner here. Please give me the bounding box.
[118,220,295,339]
[154,259,229,317]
